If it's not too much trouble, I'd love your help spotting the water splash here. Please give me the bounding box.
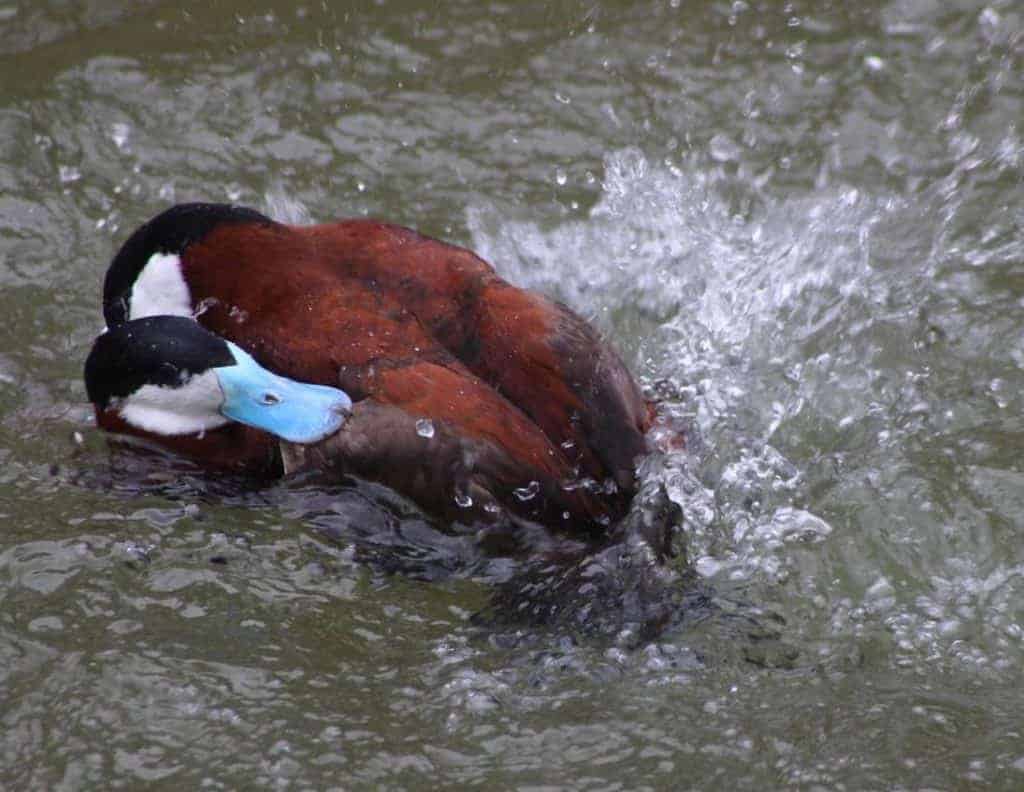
[512,480,539,502]
[263,187,312,225]
[469,147,1020,663]
[470,132,1024,676]
[469,147,900,563]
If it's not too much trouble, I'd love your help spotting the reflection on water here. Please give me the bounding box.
[2,0,1024,788]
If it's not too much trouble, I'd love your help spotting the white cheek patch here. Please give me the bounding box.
[118,369,229,436]
[130,252,192,320]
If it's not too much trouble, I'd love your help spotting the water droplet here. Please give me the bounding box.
[514,480,540,501]
[709,133,741,163]
[58,165,81,184]
[356,181,366,192]
[989,378,1008,409]
[415,418,435,438]
[111,122,131,150]
[554,91,571,105]
[454,492,473,508]
[194,297,219,317]
[555,168,567,186]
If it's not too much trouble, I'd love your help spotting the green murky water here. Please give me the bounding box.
[2,0,1023,788]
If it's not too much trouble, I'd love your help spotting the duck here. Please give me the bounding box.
[90,203,661,539]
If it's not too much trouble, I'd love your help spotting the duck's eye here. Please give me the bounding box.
[260,391,281,406]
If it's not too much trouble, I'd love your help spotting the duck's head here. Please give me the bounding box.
[84,315,352,444]
[102,203,272,328]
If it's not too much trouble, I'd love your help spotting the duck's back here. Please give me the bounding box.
[304,220,653,499]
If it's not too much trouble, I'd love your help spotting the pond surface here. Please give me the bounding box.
[2,0,1023,788]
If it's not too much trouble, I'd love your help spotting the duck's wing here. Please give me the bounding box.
[468,281,651,496]
[283,385,613,536]
[306,221,652,497]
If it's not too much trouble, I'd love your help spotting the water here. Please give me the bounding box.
[2,0,1024,787]
[415,418,435,439]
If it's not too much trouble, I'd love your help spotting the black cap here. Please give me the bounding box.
[85,316,235,408]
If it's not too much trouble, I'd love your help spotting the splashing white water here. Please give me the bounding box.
[263,186,312,225]
[467,149,918,588]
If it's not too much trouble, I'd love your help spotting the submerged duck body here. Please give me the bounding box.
[93,203,657,536]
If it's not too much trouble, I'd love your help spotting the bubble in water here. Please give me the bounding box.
[416,419,435,438]
[454,492,473,508]
[988,378,1008,409]
[111,122,131,150]
[555,168,568,186]
[709,133,741,163]
[514,481,540,501]
[58,165,81,184]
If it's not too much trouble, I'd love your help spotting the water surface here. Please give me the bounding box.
[2,0,1023,788]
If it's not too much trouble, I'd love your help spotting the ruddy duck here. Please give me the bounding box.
[91,203,661,537]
